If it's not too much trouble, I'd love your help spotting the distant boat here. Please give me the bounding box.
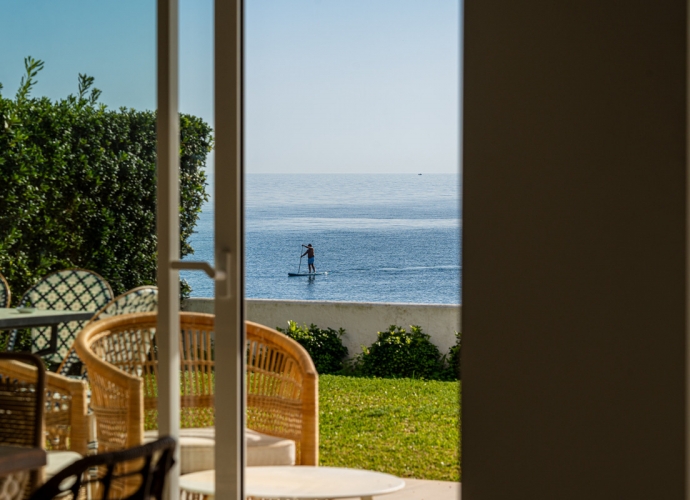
[418,173,422,175]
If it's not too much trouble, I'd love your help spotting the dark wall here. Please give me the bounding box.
[462,1,687,498]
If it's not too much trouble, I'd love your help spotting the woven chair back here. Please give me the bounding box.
[0,272,10,308]
[0,353,46,497]
[57,286,158,378]
[0,359,88,455]
[245,321,318,463]
[10,269,113,365]
[75,312,318,464]
[30,436,175,500]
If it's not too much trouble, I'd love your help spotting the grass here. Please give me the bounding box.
[142,371,461,481]
[319,375,460,482]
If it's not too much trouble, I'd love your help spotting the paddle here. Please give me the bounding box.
[297,245,304,274]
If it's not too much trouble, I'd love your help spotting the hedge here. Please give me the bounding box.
[276,318,462,380]
[353,325,448,380]
[0,57,212,300]
[276,321,349,374]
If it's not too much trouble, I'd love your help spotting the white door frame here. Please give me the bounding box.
[156,1,245,498]
[214,0,246,498]
[156,0,181,498]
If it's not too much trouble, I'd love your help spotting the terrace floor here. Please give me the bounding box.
[346,479,460,499]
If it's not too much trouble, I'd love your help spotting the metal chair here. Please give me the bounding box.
[0,353,45,499]
[57,286,158,378]
[0,272,10,309]
[29,436,176,500]
[8,270,113,367]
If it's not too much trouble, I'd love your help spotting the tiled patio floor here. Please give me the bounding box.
[344,479,460,500]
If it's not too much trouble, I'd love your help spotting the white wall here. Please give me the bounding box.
[183,298,461,357]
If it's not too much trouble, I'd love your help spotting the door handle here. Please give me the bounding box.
[170,250,232,298]
[170,260,226,280]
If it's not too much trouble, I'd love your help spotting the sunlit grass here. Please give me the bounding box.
[142,372,461,481]
[319,375,460,482]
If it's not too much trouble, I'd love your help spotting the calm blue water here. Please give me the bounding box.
[181,174,461,304]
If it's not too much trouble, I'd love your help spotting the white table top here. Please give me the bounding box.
[180,466,406,499]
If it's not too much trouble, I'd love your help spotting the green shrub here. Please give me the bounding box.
[0,57,211,300]
[442,331,461,380]
[354,325,446,380]
[276,321,348,374]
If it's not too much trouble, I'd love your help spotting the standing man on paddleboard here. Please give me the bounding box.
[301,244,316,273]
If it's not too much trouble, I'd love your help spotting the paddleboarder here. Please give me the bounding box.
[301,244,316,273]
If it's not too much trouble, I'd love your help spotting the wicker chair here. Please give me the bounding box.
[8,269,113,367]
[0,353,45,498]
[0,354,90,499]
[57,286,158,378]
[30,436,175,500]
[0,359,89,456]
[0,272,10,308]
[75,312,318,471]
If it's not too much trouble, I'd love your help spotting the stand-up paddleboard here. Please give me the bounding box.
[290,244,327,276]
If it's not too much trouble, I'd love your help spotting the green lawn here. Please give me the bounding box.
[319,375,460,482]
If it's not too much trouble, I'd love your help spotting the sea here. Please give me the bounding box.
[181,174,461,304]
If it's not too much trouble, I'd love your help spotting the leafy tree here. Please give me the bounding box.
[0,57,212,299]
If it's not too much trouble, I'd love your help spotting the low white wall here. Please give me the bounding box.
[183,298,461,356]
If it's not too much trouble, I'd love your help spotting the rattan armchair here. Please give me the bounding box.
[75,312,318,465]
[57,285,158,378]
[0,353,45,499]
[0,359,89,456]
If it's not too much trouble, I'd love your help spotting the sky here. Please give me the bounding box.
[0,0,459,175]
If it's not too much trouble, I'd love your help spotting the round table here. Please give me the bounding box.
[179,466,406,500]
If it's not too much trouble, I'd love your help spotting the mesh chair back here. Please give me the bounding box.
[57,286,158,377]
[9,269,113,365]
[0,272,10,308]
[29,436,175,500]
[0,353,46,497]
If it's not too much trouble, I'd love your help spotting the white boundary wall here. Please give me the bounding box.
[183,298,461,357]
